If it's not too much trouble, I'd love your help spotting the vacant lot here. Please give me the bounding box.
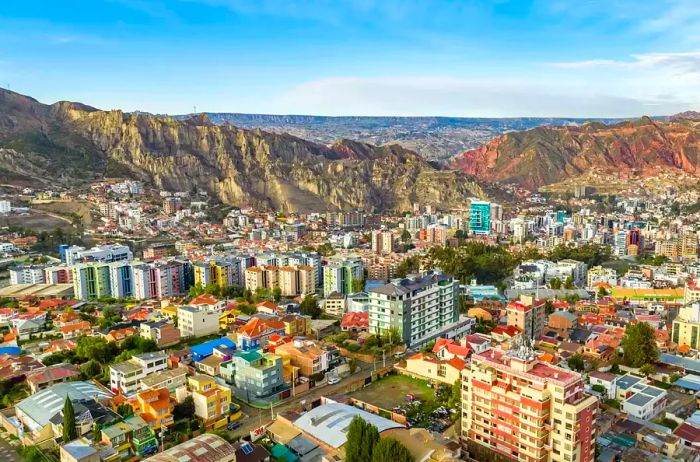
[0,211,71,231]
[350,374,433,410]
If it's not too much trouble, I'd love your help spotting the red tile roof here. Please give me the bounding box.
[432,338,471,358]
[341,312,369,328]
[492,325,521,337]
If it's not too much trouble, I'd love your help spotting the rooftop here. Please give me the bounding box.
[146,434,236,462]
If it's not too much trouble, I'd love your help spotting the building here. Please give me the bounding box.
[188,374,232,424]
[236,317,285,351]
[322,256,364,297]
[672,304,700,351]
[146,433,236,462]
[177,304,221,338]
[71,262,113,300]
[506,298,546,341]
[65,244,133,266]
[586,266,618,289]
[341,311,369,332]
[371,230,394,254]
[25,364,80,394]
[9,265,47,285]
[100,415,158,460]
[60,437,100,462]
[322,292,346,316]
[220,350,285,401]
[403,353,465,384]
[368,270,460,347]
[139,320,181,347]
[129,387,175,430]
[139,367,188,393]
[462,348,598,462]
[620,381,667,420]
[548,311,577,330]
[109,352,169,395]
[274,338,332,377]
[470,200,491,235]
[245,265,315,296]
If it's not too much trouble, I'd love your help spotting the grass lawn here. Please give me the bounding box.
[349,374,434,410]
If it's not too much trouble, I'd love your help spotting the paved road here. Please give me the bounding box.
[229,360,380,438]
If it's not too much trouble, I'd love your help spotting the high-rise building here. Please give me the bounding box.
[9,265,47,285]
[244,265,315,296]
[323,256,363,297]
[506,298,546,341]
[462,348,598,462]
[163,196,182,215]
[72,263,113,300]
[470,200,491,235]
[672,303,700,350]
[109,261,134,299]
[368,270,459,347]
[65,244,133,265]
[371,230,394,254]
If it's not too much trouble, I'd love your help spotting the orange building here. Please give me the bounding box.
[129,388,175,431]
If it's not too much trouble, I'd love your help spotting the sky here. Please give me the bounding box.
[2,0,700,117]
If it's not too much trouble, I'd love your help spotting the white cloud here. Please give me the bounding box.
[274,75,697,118]
[553,51,700,74]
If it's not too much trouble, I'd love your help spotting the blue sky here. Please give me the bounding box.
[2,0,700,117]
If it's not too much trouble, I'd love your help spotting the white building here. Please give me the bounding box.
[109,352,168,395]
[177,305,220,338]
[65,244,133,265]
[9,265,47,285]
[0,200,11,214]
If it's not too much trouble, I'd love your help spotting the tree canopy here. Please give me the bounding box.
[63,397,77,442]
[621,323,659,368]
[372,437,414,462]
[345,416,380,462]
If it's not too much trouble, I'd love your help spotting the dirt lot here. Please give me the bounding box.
[349,374,434,410]
[0,211,71,231]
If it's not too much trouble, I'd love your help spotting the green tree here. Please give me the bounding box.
[372,437,414,462]
[300,294,322,319]
[381,327,402,346]
[352,278,365,293]
[116,403,134,418]
[173,396,194,421]
[400,229,412,242]
[639,363,656,377]
[549,277,562,289]
[621,323,659,368]
[455,229,465,239]
[63,397,77,442]
[76,336,119,363]
[567,354,585,372]
[563,276,574,289]
[394,256,421,278]
[81,360,102,378]
[346,416,380,462]
[272,287,282,303]
[597,286,607,298]
[348,358,359,375]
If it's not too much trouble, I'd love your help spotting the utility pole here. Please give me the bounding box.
[159,426,168,453]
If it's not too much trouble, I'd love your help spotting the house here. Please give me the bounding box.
[0,308,18,326]
[220,351,285,402]
[281,314,310,337]
[432,338,471,361]
[274,338,334,377]
[231,441,271,462]
[191,336,237,362]
[256,301,282,315]
[52,310,79,328]
[340,312,369,332]
[266,334,292,353]
[589,371,617,397]
[583,333,619,360]
[139,367,188,393]
[675,422,700,452]
[620,381,667,420]
[43,339,77,355]
[196,344,235,376]
[177,305,221,338]
[139,320,181,348]
[104,327,138,344]
[100,415,158,460]
[466,307,493,322]
[548,311,577,330]
[26,364,80,393]
[188,375,232,425]
[61,321,92,340]
[190,294,226,311]
[490,325,521,345]
[60,437,100,462]
[129,387,175,430]
[463,334,491,354]
[109,352,168,395]
[322,292,346,317]
[403,353,465,384]
[219,309,239,331]
[236,318,285,351]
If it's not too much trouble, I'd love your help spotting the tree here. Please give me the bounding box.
[63,397,77,442]
[300,295,321,319]
[81,360,102,379]
[116,403,134,418]
[372,437,414,462]
[173,396,194,421]
[272,287,282,303]
[621,322,659,368]
[381,327,402,346]
[549,277,562,289]
[352,278,365,293]
[567,354,585,372]
[348,358,359,375]
[346,416,379,462]
[597,286,607,298]
[400,229,412,242]
[394,256,420,278]
[563,276,574,290]
[455,229,465,239]
[76,336,119,363]
[639,363,656,377]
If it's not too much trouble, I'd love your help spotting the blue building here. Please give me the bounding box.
[191,337,236,362]
[469,200,491,235]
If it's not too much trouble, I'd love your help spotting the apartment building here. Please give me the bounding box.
[109,352,169,395]
[672,303,700,350]
[507,297,546,342]
[127,387,175,431]
[368,270,460,347]
[323,256,363,297]
[65,244,133,265]
[9,265,47,285]
[177,304,221,338]
[274,338,332,377]
[44,266,72,284]
[139,320,181,347]
[244,265,315,296]
[192,257,241,289]
[371,230,394,254]
[220,350,285,401]
[188,374,232,423]
[462,348,598,462]
[72,262,113,300]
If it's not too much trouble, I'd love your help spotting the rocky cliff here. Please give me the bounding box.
[0,89,485,212]
[449,117,700,190]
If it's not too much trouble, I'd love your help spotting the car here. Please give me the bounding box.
[327,376,341,385]
[227,421,242,431]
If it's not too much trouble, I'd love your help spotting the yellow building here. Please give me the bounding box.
[244,265,315,296]
[188,375,232,427]
[193,260,236,289]
[402,353,464,385]
[282,314,311,337]
[672,304,700,350]
[219,310,239,331]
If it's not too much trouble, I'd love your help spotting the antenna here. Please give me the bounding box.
[193,105,197,114]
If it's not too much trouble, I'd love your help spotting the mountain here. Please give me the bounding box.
[174,113,627,163]
[449,117,700,191]
[0,89,485,212]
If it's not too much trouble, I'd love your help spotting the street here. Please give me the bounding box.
[229,359,378,438]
